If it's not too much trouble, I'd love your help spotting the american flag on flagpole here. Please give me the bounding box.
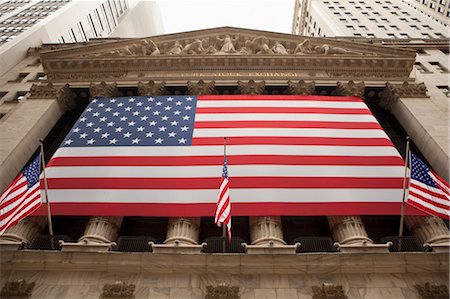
[0,156,42,235]
[34,95,409,217]
[215,145,231,238]
[407,153,450,219]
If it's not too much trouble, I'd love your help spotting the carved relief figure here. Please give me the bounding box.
[169,41,183,55]
[294,39,313,54]
[314,44,361,55]
[143,39,160,56]
[181,39,206,55]
[245,36,274,54]
[272,41,289,54]
[217,35,238,53]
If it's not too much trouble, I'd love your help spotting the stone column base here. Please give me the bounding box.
[0,241,23,251]
[425,242,450,253]
[149,241,205,254]
[59,240,115,252]
[334,242,392,253]
[243,243,300,254]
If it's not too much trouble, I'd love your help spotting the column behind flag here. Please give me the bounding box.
[215,137,231,239]
[0,156,42,235]
[407,153,450,219]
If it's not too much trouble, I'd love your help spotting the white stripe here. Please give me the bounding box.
[193,128,388,138]
[0,176,27,203]
[195,113,377,122]
[429,172,450,194]
[411,179,449,200]
[0,198,41,235]
[51,145,401,158]
[409,184,450,207]
[0,185,40,228]
[45,165,406,179]
[197,100,368,109]
[45,189,403,203]
[408,195,450,216]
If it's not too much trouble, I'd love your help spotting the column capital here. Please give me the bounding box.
[287,80,316,95]
[237,80,266,95]
[164,217,200,245]
[138,80,167,96]
[28,83,76,110]
[89,81,121,99]
[405,215,450,252]
[187,80,216,95]
[379,81,428,110]
[334,80,365,97]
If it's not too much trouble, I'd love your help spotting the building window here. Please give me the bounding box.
[400,33,409,38]
[414,62,429,73]
[440,48,449,54]
[437,86,450,97]
[429,62,449,72]
[34,72,46,80]
[416,49,428,55]
[14,91,27,101]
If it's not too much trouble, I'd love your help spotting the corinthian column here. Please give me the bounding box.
[405,216,450,252]
[328,216,389,252]
[164,217,200,245]
[78,216,123,244]
[0,217,46,250]
[249,216,286,246]
[60,216,123,252]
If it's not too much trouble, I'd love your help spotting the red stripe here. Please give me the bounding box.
[431,170,450,188]
[410,182,449,201]
[0,183,28,210]
[196,107,370,114]
[0,188,40,221]
[192,136,393,146]
[409,190,450,210]
[407,201,449,220]
[31,202,424,217]
[0,197,41,233]
[194,121,381,129]
[43,177,404,189]
[198,95,363,102]
[47,155,404,167]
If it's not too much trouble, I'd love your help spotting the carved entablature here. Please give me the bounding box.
[0,279,35,298]
[379,81,428,110]
[28,83,76,110]
[312,283,348,299]
[335,81,365,97]
[205,285,240,299]
[187,80,216,95]
[89,82,121,99]
[287,80,316,95]
[101,281,135,299]
[237,80,266,95]
[415,282,449,299]
[138,81,167,96]
[39,27,416,82]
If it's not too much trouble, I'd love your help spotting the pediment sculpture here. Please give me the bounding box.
[84,35,369,58]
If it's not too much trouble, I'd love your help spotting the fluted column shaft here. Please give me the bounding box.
[0,216,46,243]
[250,216,286,246]
[405,216,450,245]
[327,216,373,245]
[78,216,123,244]
[164,217,200,245]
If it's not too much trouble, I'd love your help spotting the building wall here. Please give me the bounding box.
[294,0,449,38]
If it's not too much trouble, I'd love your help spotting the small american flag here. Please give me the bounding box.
[408,153,449,219]
[215,150,231,238]
[0,156,42,235]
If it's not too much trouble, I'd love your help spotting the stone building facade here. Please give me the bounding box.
[0,27,448,299]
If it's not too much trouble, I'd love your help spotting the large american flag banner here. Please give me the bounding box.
[407,153,449,219]
[33,95,420,217]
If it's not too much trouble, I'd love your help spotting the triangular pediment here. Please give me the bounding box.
[42,27,411,58]
[39,27,416,82]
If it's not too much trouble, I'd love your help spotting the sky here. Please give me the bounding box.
[156,0,296,34]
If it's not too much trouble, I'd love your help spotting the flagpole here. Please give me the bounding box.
[222,137,227,253]
[398,136,410,252]
[40,139,55,250]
